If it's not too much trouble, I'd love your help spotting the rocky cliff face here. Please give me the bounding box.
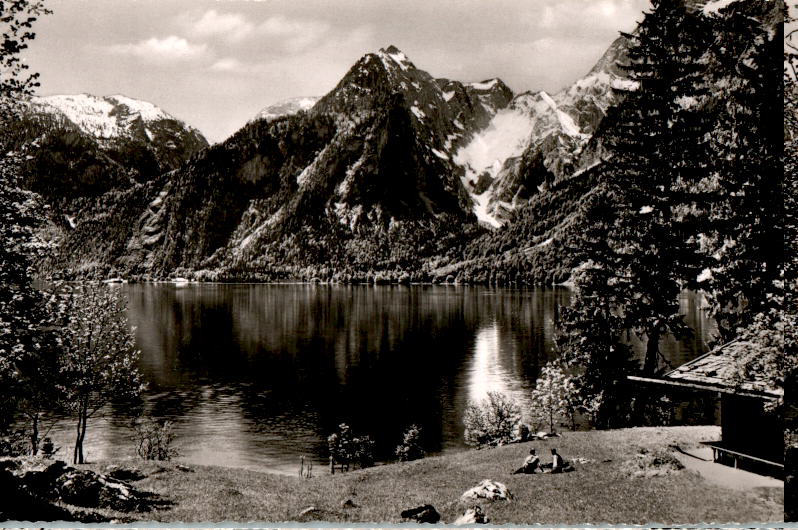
[453,34,633,226]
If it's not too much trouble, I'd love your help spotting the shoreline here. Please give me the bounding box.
[17,425,781,524]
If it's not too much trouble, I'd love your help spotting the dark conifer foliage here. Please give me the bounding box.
[699,0,785,341]
[556,0,786,425]
[566,0,705,376]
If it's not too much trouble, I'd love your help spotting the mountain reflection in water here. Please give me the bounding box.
[41,284,712,474]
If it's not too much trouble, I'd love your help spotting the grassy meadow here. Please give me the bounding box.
[75,425,783,524]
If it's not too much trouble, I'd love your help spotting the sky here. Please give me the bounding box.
[26,0,649,143]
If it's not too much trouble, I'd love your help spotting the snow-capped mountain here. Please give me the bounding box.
[455,35,632,226]
[251,96,321,123]
[14,93,208,201]
[29,94,206,148]
[311,45,514,227]
[50,46,515,277]
[313,45,512,155]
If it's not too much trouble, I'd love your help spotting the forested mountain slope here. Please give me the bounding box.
[35,0,782,286]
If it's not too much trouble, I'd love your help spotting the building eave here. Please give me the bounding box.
[626,375,782,400]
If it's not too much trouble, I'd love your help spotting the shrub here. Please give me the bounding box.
[463,391,522,447]
[395,424,425,462]
[134,418,178,461]
[327,423,375,471]
[0,429,28,456]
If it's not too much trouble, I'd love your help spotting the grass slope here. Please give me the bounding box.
[82,426,782,524]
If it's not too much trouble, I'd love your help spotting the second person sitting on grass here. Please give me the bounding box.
[513,448,543,474]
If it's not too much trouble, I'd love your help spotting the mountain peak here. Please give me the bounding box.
[376,45,415,71]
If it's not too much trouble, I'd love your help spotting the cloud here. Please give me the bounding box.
[209,57,260,74]
[524,0,644,36]
[185,10,331,55]
[191,10,254,43]
[258,16,331,54]
[108,36,208,62]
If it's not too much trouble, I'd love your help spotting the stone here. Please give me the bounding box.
[454,505,489,524]
[56,469,162,512]
[461,479,512,501]
[340,498,357,508]
[175,464,194,473]
[513,423,531,442]
[298,506,318,517]
[104,465,147,482]
[17,459,70,495]
[0,458,165,520]
[400,504,441,523]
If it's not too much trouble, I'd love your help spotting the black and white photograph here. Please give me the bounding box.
[0,0,791,525]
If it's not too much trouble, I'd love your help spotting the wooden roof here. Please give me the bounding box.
[628,340,782,400]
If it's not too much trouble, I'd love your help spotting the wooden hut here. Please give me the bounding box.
[629,340,783,477]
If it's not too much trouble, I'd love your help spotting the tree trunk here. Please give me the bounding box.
[73,409,82,464]
[30,413,39,456]
[74,400,88,465]
[643,329,661,376]
[78,403,88,464]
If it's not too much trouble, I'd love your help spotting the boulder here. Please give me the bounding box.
[461,479,512,501]
[513,423,531,442]
[400,504,441,523]
[454,505,489,524]
[0,458,119,522]
[105,465,147,482]
[16,459,70,495]
[55,468,163,512]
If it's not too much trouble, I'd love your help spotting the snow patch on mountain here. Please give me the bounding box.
[469,79,501,90]
[377,45,414,72]
[454,108,534,226]
[30,93,198,143]
[431,148,449,160]
[702,0,740,16]
[108,94,172,121]
[252,96,320,123]
[33,94,120,138]
[238,207,284,252]
[410,106,426,120]
[455,108,534,181]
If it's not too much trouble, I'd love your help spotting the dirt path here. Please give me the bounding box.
[674,446,783,492]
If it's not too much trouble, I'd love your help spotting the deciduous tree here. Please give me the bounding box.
[0,0,53,453]
[53,284,142,464]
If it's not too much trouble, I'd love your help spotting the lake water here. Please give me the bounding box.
[43,284,715,474]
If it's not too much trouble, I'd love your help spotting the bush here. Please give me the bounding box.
[327,423,375,471]
[463,391,522,447]
[0,429,28,456]
[134,418,178,461]
[395,425,425,462]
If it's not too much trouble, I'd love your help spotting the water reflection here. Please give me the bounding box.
[41,284,711,474]
[466,321,533,413]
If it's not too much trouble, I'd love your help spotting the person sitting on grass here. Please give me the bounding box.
[543,448,574,473]
[513,448,542,474]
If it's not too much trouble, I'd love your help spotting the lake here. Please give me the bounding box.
[43,284,715,474]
